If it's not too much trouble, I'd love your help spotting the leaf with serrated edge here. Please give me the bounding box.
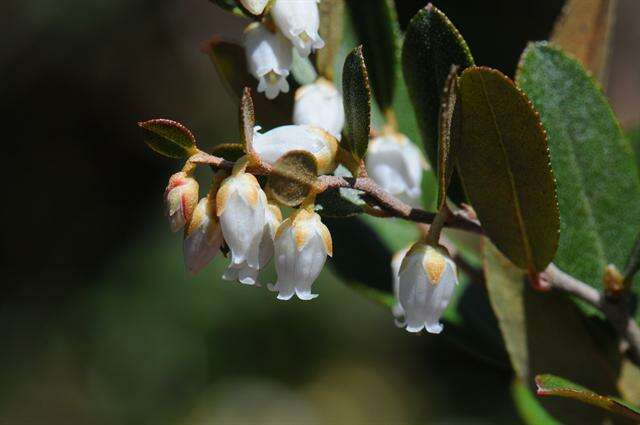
[536,374,640,422]
[240,87,256,158]
[267,150,318,207]
[342,45,372,163]
[437,65,461,209]
[139,119,197,159]
[457,66,559,272]
[551,0,616,85]
[516,42,640,295]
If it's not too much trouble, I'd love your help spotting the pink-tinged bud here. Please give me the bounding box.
[165,171,199,233]
[183,197,224,275]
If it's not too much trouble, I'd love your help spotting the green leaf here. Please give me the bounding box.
[207,0,253,19]
[315,187,363,218]
[291,49,318,86]
[551,0,617,85]
[342,45,372,163]
[139,119,197,159]
[316,0,345,81]
[267,150,318,207]
[628,124,640,169]
[512,380,561,425]
[239,87,255,149]
[457,67,559,272]
[516,43,640,291]
[535,374,640,422]
[436,65,461,209]
[344,0,399,112]
[483,241,625,424]
[210,143,245,162]
[402,4,474,175]
[202,38,293,129]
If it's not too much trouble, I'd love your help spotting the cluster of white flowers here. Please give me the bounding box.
[165,125,336,301]
[242,0,324,99]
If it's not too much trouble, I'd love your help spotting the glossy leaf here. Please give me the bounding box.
[437,65,461,209]
[316,0,345,81]
[402,4,474,171]
[517,43,640,291]
[483,242,622,424]
[342,46,372,163]
[551,0,617,85]
[536,374,640,422]
[511,380,561,425]
[457,67,559,271]
[345,0,399,112]
[210,143,245,162]
[267,150,318,207]
[139,119,197,159]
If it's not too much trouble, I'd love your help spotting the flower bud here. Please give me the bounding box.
[253,124,338,174]
[240,0,269,15]
[293,78,344,140]
[268,209,332,300]
[165,171,199,233]
[217,171,268,285]
[244,22,293,100]
[365,133,426,207]
[398,244,458,334]
[270,0,324,57]
[183,197,224,275]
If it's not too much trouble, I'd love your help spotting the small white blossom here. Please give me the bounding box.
[293,78,344,139]
[269,208,332,300]
[244,22,293,100]
[239,0,269,15]
[398,244,458,334]
[366,133,426,207]
[391,246,410,321]
[252,124,338,174]
[271,0,324,57]
[216,171,268,285]
[164,171,199,233]
[183,197,224,275]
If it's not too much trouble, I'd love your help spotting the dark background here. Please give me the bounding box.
[1,1,638,423]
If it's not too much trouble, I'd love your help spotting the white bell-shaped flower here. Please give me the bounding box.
[366,133,427,207]
[269,208,332,300]
[293,78,344,140]
[398,243,458,334]
[270,0,324,57]
[223,201,282,285]
[164,171,199,233]
[183,197,224,275]
[240,0,269,15]
[391,246,410,320]
[216,170,268,285]
[252,124,338,174]
[244,22,293,100]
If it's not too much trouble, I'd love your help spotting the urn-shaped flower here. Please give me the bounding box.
[293,78,344,140]
[270,0,324,57]
[165,171,199,233]
[183,197,224,275]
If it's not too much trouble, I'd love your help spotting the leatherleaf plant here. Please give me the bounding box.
[139,1,640,422]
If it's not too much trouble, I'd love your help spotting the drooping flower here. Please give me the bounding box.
[365,133,427,207]
[293,78,344,139]
[216,170,268,285]
[183,196,224,275]
[244,22,293,100]
[391,246,410,321]
[165,171,199,233]
[269,208,332,300]
[252,124,338,174]
[239,0,269,15]
[270,0,324,57]
[398,243,458,334]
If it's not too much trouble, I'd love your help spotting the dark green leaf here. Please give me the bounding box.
[629,124,640,167]
[536,374,640,422]
[402,3,474,173]
[267,150,318,207]
[139,119,197,159]
[457,67,559,272]
[551,0,617,85]
[437,65,461,209]
[207,0,252,18]
[516,43,640,291]
[345,0,399,112]
[342,45,372,163]
[316,0,345,81]
[483,241,623,424]
[511,380,562,425]
[315,187,363,218]
[210,143,245,162]
[239,87,256,156]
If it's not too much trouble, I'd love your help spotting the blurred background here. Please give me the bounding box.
[1,1,638,423]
